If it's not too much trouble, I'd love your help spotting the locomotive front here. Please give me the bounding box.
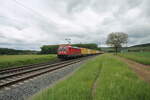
[57,45,70,59]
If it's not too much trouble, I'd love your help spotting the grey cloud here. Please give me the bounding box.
[141,0,150,17]
[126,0,142,8]
[0,16,27,30]
[102,17,115,25]
[0,0,150,50]
[66,0,91,13]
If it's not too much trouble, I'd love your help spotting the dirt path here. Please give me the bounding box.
[91,64,102,99]
[118,56,150,83]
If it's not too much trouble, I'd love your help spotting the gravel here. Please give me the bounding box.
[0,58,92,100]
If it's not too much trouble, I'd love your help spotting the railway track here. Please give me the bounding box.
[0,57,88,90]
[0,59,61,74]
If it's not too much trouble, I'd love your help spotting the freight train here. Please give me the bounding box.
[57,44,102,59]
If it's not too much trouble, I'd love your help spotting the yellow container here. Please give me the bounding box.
[81,48,88,55]
[85,48,89,54]
[87,49,90,54]
[93,50,96,54]
[82,49,101,55]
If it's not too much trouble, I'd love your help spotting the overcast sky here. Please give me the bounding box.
[0,0,150,50]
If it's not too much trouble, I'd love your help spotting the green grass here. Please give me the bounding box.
[118,52,150,65]
[31,54,150,100]
[0,54,57,69]
[31,56,102,100]
[94,55,150,100]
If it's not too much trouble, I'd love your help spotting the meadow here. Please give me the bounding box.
[118,52,150,65]
[0,54,57,69]
[31,54,150,100]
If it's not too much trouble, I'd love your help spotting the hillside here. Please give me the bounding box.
[130,43,150,47]
[101,43,150,52]
[128,43,150,52]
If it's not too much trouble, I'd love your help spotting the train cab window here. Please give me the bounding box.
[58,47,63,51]
[58,47,68,51]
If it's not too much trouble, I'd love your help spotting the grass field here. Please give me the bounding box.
[31,54,150,100]
[0,54,57,69]
[118,52,150,65]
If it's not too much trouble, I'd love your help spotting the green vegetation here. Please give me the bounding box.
[101,47,115,52]
[128,46,150,52]
[40,43,101,54]
[128,43,150,52]
[0,48,38,55]
[94,55,150,100]
[31,54,150,100]
[31,56,101,100]
[0,54,57,69]
[40,45,58,54]
[119,52,150,65]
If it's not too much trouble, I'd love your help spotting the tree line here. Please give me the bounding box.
[0,48,38,55]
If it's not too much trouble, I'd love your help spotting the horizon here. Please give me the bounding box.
[1,42,149,51]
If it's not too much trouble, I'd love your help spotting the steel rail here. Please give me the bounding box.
[0,58,85,89]
[0,59,81,80]
[0,59,75,75]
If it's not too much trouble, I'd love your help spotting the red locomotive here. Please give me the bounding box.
[57,44,102,59]
[57,45,81,59]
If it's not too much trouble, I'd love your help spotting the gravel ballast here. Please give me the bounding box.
[0,58,92,100]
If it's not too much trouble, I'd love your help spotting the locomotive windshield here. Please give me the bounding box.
[58,47,67,51]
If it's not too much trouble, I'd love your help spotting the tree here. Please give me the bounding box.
[106,32,128,54]
[40,45,59,54]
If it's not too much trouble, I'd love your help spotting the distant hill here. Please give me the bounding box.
[101,43,150,52]
[128,43,150,52]
[0,48,38,55]
[101,47,114,52]
[130,43,150,47]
